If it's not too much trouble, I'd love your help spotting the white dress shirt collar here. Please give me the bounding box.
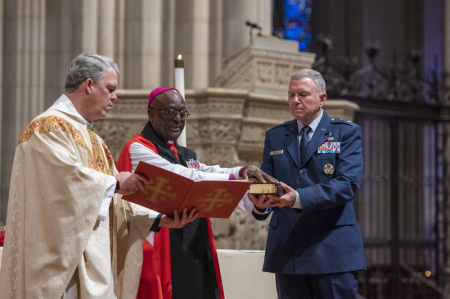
[48,94,93,128]
[297,109,323,135]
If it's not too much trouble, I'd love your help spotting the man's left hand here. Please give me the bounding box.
[242,165,278,183]
[267,182,297,208]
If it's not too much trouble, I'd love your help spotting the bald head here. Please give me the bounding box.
[148,89,186,141]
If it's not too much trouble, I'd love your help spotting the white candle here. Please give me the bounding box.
[174,54,187,147]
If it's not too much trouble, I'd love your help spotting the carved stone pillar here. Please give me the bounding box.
[124,0,163,89]
[98,0,116,58]
[1,0,46,224]
[176,0,210,89]
[80,0,99,53]
[161,0,176,87]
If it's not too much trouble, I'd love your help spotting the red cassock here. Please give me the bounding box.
[117,134,225,299]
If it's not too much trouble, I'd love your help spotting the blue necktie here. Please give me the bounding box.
[300,126,311,165]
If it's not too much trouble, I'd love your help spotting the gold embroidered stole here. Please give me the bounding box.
[87,128,115,263]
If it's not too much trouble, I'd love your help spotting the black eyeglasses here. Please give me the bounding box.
[149,107,190,120]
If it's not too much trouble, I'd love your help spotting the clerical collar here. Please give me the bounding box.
[48,94,94,128]
[297,109,323,134]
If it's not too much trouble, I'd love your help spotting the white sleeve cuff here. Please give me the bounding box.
[253,206,268,215]
[236,191,254,212]
[291,191,302,209]
[231,167,242,179]
[98,176,117,221]
[148,209,160,220]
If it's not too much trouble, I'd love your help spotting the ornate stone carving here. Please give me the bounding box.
[107,99,148,117]
[95,119,147,160]
[244,102,292,121]
[274,64,291,86]
[188,98,244,117]
[215,39,316,95]
[256,61,273,84]
[188,120,241,144]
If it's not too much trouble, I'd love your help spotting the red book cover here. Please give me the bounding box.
[123,161,252,218]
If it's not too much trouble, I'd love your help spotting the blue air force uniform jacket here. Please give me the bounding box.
[254,110,367,275]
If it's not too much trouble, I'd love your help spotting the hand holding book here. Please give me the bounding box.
[248,182,297,209]
[159,207,199,228]
[266,182,297,208]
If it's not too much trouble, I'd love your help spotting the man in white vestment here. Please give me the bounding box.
[0,54,169,299]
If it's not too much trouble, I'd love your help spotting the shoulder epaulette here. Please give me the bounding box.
[268,120,293,131]
[330,118,356,126]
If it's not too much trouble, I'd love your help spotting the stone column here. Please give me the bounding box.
[141,0,162,89]
[1,0,46,223]
[161,0,176,87]
[114,0,126,87]
[81,0,98,53]
[209,0,223,85]
[222,0,272,61]
[176,0,210,89]
[124,0,163,89]
[98,0,115,58]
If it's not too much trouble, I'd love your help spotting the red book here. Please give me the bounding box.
[123,161,252,218]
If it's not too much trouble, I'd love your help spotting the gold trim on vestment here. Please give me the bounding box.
[87,128,115,264]
[17,116,97,169]
[17,116,116,266]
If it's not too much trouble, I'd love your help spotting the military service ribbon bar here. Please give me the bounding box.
[318,142,341,154]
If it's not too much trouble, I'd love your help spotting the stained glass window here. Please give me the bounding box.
[272,0,312,51]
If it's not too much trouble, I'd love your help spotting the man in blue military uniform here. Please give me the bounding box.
[248,69,366,298]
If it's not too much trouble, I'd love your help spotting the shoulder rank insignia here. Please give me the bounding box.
[324,163,334,174]
[186,159,201,171]
[318,142,341,153]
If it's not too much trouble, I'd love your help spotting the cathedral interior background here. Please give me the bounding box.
[1,0,450,297]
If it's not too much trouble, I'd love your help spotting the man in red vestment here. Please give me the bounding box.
[117,87,275,299]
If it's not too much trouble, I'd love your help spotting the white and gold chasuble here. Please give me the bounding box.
[0,109,150,299]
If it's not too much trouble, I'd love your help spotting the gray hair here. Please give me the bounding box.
[291,69,326,93]
[65,53,119,93]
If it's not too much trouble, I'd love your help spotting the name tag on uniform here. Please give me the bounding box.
[186,159,201,170]
[318,142,341,154]
[270,150,284,156]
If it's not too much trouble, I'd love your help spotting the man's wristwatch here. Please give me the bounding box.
[114,181,120,193]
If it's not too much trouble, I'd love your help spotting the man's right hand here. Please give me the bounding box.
[159,208,199,228]
[114,172,149,195]
[247,193,274,210]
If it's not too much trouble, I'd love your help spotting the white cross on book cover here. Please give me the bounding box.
[122,161,252,218]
